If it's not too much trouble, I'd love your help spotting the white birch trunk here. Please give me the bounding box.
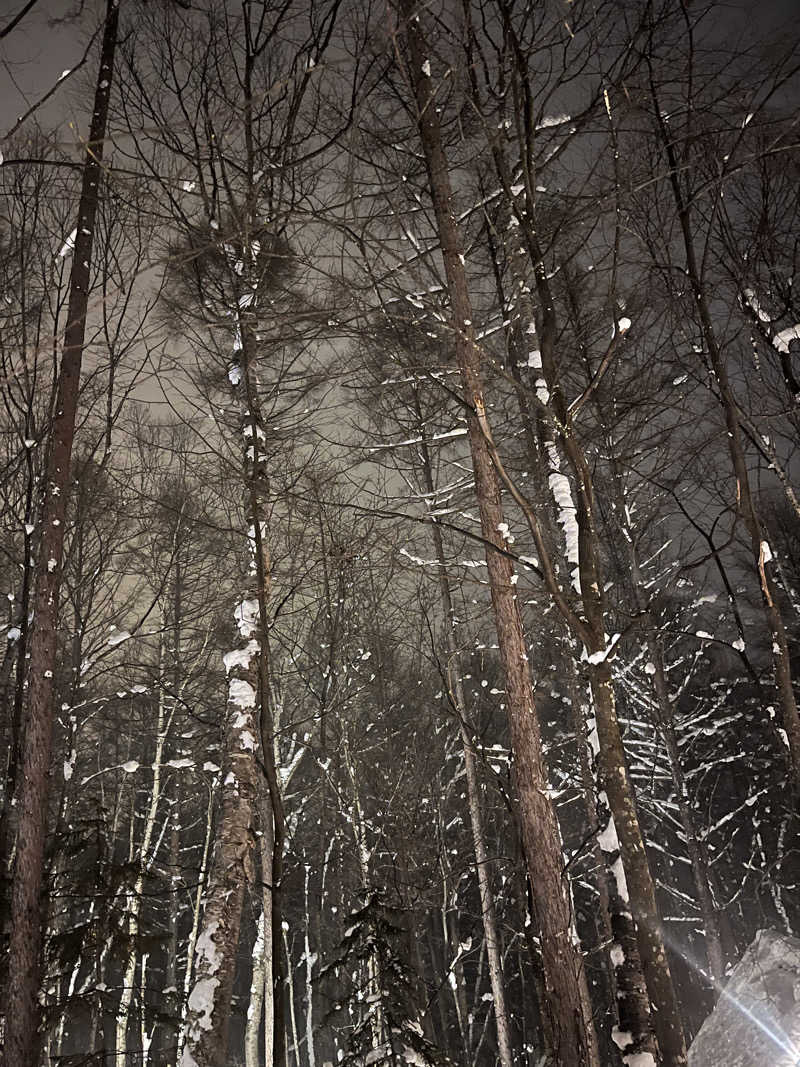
[116,628,173,1063]
[245,911,267,1067]
[178,779,215,1059]
[304,864,317,1067]
[284,921,301,1063]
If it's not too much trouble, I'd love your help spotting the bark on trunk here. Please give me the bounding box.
[2,6,119,1062]
[396,9,600,1064]
[116,628,173,1063]
[417,412,515,1067]
[179,783,215,1061]
[181,647,260,1067]
[491,133,687,1062]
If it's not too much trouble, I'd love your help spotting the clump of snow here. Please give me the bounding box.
[538,113,570,128]
[58,229,77,259]
[196,920,221,969]
[610,944,625,967]
[228,678,256,709]
[585,633,621,665]
[108,630,132,647]
[612,1029,633,1050]
[187,976,219,1033]
[222,640,259,674]
[63,750,77,781]
[543,441,580,591]
[234,599,259,638]
[773,324,800,353]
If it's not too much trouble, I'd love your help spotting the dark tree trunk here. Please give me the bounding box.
[650,62,800,790]
[2,4,119,1063]
[396,7,600,1064]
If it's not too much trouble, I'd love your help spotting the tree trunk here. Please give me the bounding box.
[651,74,800,788]
[303,864,317,1067]
[116,626,173,1064]
[179,782,215,1061]
[417,410,515,1067]
[2,4,119,1062]
[491,132,688,1062]
[245,794,275,1067]
[181,644,260,1066]
[396,8,600,1064]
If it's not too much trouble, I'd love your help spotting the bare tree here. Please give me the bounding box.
[2,4,120,1061]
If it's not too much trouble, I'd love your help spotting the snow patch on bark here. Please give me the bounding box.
[234,599,259,638]
[773,324,800,353]
[228,678,256,709]
[223,639,260,674]
[187,976,219,1032]
[196,920,221,969]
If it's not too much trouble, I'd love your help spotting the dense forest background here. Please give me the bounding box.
[1,1,799,1065]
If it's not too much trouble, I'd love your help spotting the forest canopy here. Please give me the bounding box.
[0,1,799,1066]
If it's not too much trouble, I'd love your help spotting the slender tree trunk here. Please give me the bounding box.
[492,219,636,1058]
[0,497,34,953]
[116,627,173,1063]
[417,412,515,1067]
[246,909,268,1067]
[396,9,600,1064]
[245,795,275,1067]
[650,68,800,787]
[2,5,119,1062]
[179,782,215,1061]
[491,141,687,1062]
[439,868,470,1060]
[563,663,621,1053]
[303,864,317,1067]
[161,805,181,1067]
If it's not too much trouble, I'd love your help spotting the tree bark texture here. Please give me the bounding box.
[396,8,600,1064]
[181,647,260,1067]
[2,5,119,1063]
[418,415,515,1067]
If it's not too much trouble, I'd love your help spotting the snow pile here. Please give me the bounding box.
[688,929,800,1066]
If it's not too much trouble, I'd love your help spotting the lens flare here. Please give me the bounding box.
[656,926,800,1066]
